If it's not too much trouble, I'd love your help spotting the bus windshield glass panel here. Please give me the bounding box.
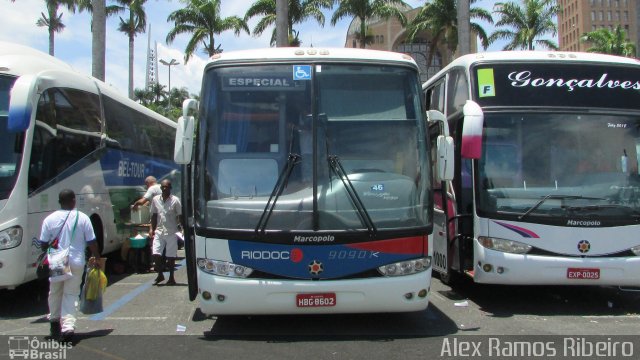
[0,75,20,200]
[477,112,640,225]
[198,63,430,235]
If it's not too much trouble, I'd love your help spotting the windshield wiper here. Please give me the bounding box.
[255,152,300,235]
[518,195,606,220]
[328,154,376,235]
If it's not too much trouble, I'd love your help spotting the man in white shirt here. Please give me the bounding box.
[132,176,162,210]
[39,189,101,342]
[150,179,183,285]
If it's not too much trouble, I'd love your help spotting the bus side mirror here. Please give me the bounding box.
[427,110,454,182]
[437,135,454,182]
[174,99,198,164]
[461,100,483,159]
[8,74,39,132]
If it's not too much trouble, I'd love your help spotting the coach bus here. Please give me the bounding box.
[0,42,177,289]
[174,47,453,314]
[423,51,640,286]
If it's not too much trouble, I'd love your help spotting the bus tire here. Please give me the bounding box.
[438,269,458,286]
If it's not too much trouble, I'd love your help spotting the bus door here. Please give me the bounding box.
[429,119,458,281]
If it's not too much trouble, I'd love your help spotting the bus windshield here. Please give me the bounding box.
[0,75,20,200]
[197,63,430,236]
[477,112,640,223]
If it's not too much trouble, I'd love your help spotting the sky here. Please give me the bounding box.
[0,0,503,97]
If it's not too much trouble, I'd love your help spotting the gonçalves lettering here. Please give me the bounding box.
[508,71,640,92]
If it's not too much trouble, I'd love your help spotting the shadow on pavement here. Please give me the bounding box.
[203,304,458,340]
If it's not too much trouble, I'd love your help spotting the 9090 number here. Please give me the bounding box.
[328,250,379,260]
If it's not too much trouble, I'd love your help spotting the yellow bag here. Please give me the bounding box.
[85,267,107,301]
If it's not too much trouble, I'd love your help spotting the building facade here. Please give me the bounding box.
[558,0,638,54]
[344,7,477,83]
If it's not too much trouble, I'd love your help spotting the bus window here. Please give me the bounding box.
[0,75,20,199]
[29,88,101,190]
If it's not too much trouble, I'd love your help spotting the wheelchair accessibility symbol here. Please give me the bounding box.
[293,65,312,80]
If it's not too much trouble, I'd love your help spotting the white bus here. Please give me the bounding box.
[174,47,453,314]
[423,51,640,286]
[0,42,177,289]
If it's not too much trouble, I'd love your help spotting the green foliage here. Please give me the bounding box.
[133,85,193,121]
[331,0,408,49]
[166,0,249,63]
[244,0,334,46]
[406,0,493,68]
[489,0,559,51]
[581,25,636,57]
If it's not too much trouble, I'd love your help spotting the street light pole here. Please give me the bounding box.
[159,58,179,108]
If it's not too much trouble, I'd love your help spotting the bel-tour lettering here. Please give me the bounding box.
[118,160,145,178]
[508,71,640,92]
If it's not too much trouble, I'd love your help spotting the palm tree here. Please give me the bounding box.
[169,87,190,109]
[75,0,120,81]
[133,87,154,106]
[581,25,636,57]
[406,0,493,70]
[244,0,334,46]
[91,0,106,81]
[166,0,249,63]
[113,0,147,99]
[35,0,77,56]
[331,0,408,49]
[489,0,559,51]
[148,82,168,105]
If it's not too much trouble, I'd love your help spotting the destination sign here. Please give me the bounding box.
[473,63,640,110]
[222,75,305,91]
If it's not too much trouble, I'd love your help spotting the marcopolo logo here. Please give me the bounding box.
[567,220,601,226]
[8,336,72,359]
[293,235,335,243]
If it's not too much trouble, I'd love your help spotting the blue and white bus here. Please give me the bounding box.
[175,47,453,315]
[424,51,640,286]
[0,42,177,289]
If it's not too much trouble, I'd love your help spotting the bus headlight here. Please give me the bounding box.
[377,257,431,277]
[631,245,640,256]
[479,236,532,254]
[197,258,253,278]
[0,226,22,250]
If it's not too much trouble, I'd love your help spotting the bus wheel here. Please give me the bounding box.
[439,269,458,286]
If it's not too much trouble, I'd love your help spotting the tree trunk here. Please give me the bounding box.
[49,28,55,56]
[91,0,106,81]
[457,0,470,56]
[276,0,288,47]
[129,35,134,99]
[360,17,366,49]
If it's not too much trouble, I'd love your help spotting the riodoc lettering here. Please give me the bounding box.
[241,250,290,260]
[508,71,640,92]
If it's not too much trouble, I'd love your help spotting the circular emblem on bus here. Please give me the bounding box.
[577,240,591,253]
[308,260,324,275]
[290,248,303,263]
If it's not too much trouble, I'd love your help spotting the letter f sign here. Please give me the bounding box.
[477,68,496,98]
